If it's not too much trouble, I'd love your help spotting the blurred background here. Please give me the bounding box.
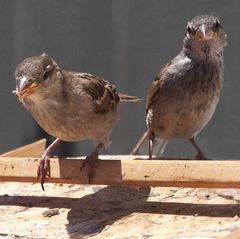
[0,0,239,159]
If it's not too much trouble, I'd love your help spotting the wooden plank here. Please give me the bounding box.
[1,139,46,158]
[0,156,240,188]
[222,231,240,239]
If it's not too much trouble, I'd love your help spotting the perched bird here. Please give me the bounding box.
[133,15,227,159]
[14,54,140,190]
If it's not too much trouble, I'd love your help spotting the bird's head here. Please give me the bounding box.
[14,54,60,100]
[183,15,227,55]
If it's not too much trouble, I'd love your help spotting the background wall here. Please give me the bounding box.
[0,0,239,159]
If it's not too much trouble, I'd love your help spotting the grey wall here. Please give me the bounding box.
[0,0,239,159]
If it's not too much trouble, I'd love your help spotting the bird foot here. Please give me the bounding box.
[37,153,51,191]
[81,153,99,184]
[195,152,209,160]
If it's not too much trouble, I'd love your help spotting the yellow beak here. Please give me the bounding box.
[17,76,40,98]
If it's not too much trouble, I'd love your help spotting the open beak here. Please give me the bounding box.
[195,24,214,41]
[16,76,40,98]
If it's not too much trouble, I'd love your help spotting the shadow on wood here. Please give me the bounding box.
[0,186,240,238]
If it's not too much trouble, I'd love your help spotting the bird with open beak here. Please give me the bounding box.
[14,54,140,190]
[134,15,227,159]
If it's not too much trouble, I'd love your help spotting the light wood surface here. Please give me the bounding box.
[0,155,239,188]
[0,138,46,157]
[1,140,240,238]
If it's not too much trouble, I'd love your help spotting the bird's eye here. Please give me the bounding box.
[43,65,51,80]
[43,70,50,80]
[186,26,196,37]
[212,20,221,33]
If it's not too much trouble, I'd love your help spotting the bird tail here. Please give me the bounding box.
[131,131,168,157]
[118,93,142,102]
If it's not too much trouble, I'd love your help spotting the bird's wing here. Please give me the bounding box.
[146,61,173,113]
[73,73,120,113]
[146,55,192,113]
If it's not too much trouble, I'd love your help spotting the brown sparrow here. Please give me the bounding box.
[14,54,140,190]
[137,15,227,159]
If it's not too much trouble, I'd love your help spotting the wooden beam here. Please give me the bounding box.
[221,231,240,239]
[0,156,240,188]
[1,139,46,158]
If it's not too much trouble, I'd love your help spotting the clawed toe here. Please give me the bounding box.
[37,138,61,191]
[195,152,209,160]
[87,170,94,185]
[81,154,99,184]
[37,155,51,191]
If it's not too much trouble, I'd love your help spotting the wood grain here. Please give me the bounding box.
[1,138,46,158]
[0,155,240,188]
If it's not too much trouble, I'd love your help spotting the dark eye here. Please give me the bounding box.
[212,20,221,33]
[186,26,196,37]
[43,65,51,80]
[43,70,49,80]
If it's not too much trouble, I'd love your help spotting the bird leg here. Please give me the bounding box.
[148,133,154,159]
[37,138,61,191]
[189,137,208,160]
[81,143,104,184]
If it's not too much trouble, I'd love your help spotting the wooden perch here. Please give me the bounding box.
[1,139,46,158]
[0,139,240,188]
[1,153,240,188]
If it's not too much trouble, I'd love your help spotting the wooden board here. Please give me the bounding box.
[0,156,240,188]
[0,138,46,158]
[1,140,240,238]
[1,183,240,239]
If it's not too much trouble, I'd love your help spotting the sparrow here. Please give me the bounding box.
[134,15,227,159]
[14,54,140,190]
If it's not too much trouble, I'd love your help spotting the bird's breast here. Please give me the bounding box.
[23,93,119,142]
[147,60,223,139]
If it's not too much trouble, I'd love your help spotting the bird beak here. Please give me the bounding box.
[195,24,214,41]
[16,76,40,98]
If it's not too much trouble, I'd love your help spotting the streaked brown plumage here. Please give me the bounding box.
[137,15,227,159]
[14,54,140,190]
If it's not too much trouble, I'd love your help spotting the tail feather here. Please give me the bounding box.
[118,93,142,102]
[131,131,168,157]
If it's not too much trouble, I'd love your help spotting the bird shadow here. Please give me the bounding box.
[0,186,240,238]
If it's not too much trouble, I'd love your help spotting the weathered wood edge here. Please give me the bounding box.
[1,139,46,158]
[0,156,240,188]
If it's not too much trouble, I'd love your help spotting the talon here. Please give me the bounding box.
[195,153,211,160]
[87,165,95,184]
[195,152,208,160]
[36,138,61,191]
[37,156,50,191]
[81,153,99,184]
[80,161,86,171]
[41,182,45,191]
[44,159,51,177]
[88,174,93,185]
